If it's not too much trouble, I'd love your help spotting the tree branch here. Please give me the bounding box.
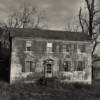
[79,7,85,32]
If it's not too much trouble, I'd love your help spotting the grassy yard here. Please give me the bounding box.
[0,80,100,100]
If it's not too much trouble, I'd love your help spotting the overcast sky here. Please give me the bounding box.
[0,0,84,30]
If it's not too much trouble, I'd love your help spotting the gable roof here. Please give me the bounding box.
[9,28,91,41]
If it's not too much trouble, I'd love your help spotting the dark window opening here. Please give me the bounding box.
[66,44,71,52]
[63,61,71,71]
[77,61,85,71]
[26,47,31,51]
[46,64,52,73]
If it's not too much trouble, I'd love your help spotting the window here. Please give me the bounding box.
[23,61,35,72]
[47,42,52,53]
[63,44,71,53]
[65,54,70,58]
[73,44,77,52]
[63,44,66,53]
[26,47,31,51]
[63,61,71,71]
[56,45,60,53]
[78,44,86,53]
[66,44,71,52]
[26,41,32,51]
[77,61,85,71]
[63,44,71,58]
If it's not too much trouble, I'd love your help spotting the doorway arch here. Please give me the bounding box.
[43,58,54,78]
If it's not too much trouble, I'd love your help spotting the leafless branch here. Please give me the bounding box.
[79,7,85,32]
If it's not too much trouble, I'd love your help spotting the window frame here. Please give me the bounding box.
[46,64,52,73]
[63,44,72,58]
[78,44,86,53]
[66,44,71,52]
[63,60,72,72]
[26,41,32,52]
[56,44,60,53]
[23,60,35,73]
[77,60,85,71]
[47,42,53,53]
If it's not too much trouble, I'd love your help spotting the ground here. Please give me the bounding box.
[0,80,100,100]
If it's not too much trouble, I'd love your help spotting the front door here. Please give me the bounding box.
[43,59,54,78]
[45,64,52,78]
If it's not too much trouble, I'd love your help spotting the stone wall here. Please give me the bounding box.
[10,38,92,84]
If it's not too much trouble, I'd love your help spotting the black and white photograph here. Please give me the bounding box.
[0,0,100,100]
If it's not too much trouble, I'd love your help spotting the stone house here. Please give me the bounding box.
[9,28,92,84]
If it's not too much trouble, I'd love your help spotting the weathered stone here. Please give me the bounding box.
[10,32,92,84]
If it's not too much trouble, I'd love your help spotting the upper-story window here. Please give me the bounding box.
[63,44,71,53]
[47,42,52,53]
[73,44,77,52]
[56,44,60,53]
[78,44,86,53]
[66,44,71,52]
[63,44,66,53]
[26,41,32,51]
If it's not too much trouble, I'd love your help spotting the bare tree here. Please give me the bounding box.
[0,24,11,61]
[79,0,100,55]
[65,17,80,32]
[7,4,47,29]
[8,6,36,28]
[34,11,48,29]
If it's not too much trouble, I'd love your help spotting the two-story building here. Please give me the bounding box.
[9,28,92,84]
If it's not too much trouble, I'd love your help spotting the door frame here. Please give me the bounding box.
[43,59,54,78]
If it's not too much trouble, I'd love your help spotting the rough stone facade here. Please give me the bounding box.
[10,36,92,84]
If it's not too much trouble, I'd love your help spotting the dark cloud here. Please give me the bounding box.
[0,0,83,30]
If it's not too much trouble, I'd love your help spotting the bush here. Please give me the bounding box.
[37,77,47,85]
[0,80,99,100]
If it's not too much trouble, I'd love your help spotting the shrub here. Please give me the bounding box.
[37,77,47,86]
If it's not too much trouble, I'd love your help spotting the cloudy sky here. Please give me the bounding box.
[0,0,84,30]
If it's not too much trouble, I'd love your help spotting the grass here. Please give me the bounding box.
[0,80,100,100]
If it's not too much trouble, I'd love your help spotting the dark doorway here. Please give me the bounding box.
[43,59,54,78]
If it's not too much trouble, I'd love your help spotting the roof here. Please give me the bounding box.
[9,28,91,41]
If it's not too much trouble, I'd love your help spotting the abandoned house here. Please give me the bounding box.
[9,28,92,84]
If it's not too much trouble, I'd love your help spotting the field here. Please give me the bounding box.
[0,80,100,100]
